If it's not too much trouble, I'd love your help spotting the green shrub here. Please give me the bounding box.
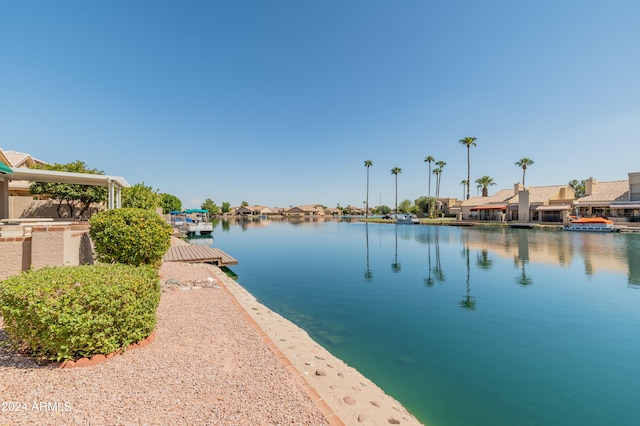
[0,264,160,362]
[89,208,172,266]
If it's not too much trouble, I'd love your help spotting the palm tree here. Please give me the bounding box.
[515,158,534,188]
[432,168,441,198]
[459,137,477,200]
[435,160,446,201]
[424,156,435,218]
[475,175,496,197]
[364,160,373,218]
[460,179,469,199]
[391,167,402,215]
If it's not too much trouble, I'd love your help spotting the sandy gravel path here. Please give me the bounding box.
[0,263,326,425]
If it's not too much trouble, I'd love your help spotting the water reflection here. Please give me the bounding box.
[205,218,640,286]
[364,223,373,281]
[391,226,401,273]
[459,246,476,310]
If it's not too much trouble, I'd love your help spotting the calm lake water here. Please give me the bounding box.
[191,218,640,426]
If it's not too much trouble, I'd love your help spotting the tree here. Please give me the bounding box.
[432,168,441,198]
[379,205,392,215]
[568,179,586,198]
[435,161,446,201]
[364,160,373,218]
[424,156,435,217]
[160,193,182,214]
[398,199,412,213]
[475,176,496,197]
[391,167,402,215]
[122,182,160,210]
[241,201,249,207]
[460,179,469,199]
[415,196,434,215]
[29,161,108,220]
[515,158,535,187]
[459,137,477,200]
[221,201,231,214]
[201,198,220,215]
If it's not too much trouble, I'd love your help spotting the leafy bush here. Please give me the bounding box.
[89,208,172,266]
[0,264,160,362]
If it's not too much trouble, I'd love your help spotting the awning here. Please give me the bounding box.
[470,205,507,211]
[0,161,12,175]
[610,204,640,209]
[534,205,571,211]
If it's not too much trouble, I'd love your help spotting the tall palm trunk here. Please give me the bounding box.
[366,167,370,218]
[391,167,401,216]
[466,147,471,200]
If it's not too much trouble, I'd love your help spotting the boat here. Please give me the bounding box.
[396,214,420,224]
[563,217,618,232]
[170,209,214,236]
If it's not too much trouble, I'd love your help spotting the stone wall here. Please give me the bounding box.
[0,224,93,281]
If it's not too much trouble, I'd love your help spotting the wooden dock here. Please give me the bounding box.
[163,245,238,266]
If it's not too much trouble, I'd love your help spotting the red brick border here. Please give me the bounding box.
[57,329,157,369]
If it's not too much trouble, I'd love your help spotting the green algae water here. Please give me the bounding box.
[196,218,640,425]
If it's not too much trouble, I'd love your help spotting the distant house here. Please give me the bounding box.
[235,205,273,216]
[436,197,462,217]
[576,173,640,222]
[343,205,364,215]
[324,207,341,216]
[284,204,326,216]
[461,188,516,221]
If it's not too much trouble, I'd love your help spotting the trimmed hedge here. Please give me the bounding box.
[0,264,160,362]
[89,208,172,267]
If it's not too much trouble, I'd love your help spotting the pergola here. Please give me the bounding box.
[0,167,130,219]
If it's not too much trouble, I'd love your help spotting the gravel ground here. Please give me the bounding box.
[0,261,328,426]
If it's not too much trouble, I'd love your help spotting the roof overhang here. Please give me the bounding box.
[470,205,506,211]
[9,167,130,188]
[610,203,640,209]
[0,161,12,175]
[535,205,572,211]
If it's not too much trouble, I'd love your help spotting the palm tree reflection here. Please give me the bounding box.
[476,249,493,270]
[459,246,476,310]
[364,223,373,281]
[391,225,401,273]
[515,258,533,286]
[433,228,445,282]
[424,232,435,287]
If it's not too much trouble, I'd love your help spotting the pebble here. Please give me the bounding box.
[343,397,356,405]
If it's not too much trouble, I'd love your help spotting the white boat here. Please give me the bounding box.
[396,214,420,224]
[563,217,618,232]
[184,221,213,236]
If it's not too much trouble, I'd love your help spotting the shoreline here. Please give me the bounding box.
[207,263,423,425]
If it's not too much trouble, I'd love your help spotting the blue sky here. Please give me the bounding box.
[1,1,639,209]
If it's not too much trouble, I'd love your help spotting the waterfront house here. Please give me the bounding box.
[235,205,274,216]
[508,184,574,223]
[284,204,326,216]
[461,183,574,223]
[461,188,516,221]
[576,173,640,223]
